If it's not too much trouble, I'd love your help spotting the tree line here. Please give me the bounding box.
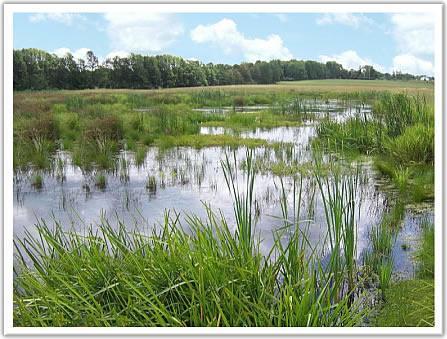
[13,48,422,91]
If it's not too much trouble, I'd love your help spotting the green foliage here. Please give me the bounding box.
[375,159,434,203]
[378,259,393,294]
[13,88,434,184]
[391,166,411,192]
[232,96,245,108]
[222,151,255,257]
[15,113,59,142]
[362,202,402,298]
[203,111,302,129]
[65,95,86,111]
[126,93,153,108]
[13,136,55,170]
[410,167,435,202]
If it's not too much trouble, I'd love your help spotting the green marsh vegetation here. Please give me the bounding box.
[15,151,368,327]
[315,92,434,204]
[13,89,319,171]
[12,82,435,327]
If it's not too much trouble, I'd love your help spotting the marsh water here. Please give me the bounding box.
[13,100,432,277]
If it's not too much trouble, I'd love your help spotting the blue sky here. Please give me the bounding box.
[14,12,435,75]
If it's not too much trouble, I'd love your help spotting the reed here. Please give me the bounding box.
[314,158,359,301]
[221,150,255,257]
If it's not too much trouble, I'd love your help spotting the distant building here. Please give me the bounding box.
[420,75,430,81]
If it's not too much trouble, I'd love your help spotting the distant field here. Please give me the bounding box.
[14,79,434,99]
[279,79,433,89]
[273,79,434,95]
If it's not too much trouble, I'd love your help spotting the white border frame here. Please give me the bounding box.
[3,3,444,336]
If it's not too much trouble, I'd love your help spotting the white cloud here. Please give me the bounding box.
[392,54,433,76]
[29,13,85,26]
[316,13,373,28]
[389,12,434,75]
[190,18,293,62]
[52,47,91,61]
[103,12,183,53]
[319,50,385,72]
[390,13,434,57]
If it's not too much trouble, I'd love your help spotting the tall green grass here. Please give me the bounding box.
[385,123,434,165]
[314,160,359,302]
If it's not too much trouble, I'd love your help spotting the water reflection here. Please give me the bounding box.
[13,101,432,277]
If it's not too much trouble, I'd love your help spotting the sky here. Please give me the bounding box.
[13,12,435,75]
